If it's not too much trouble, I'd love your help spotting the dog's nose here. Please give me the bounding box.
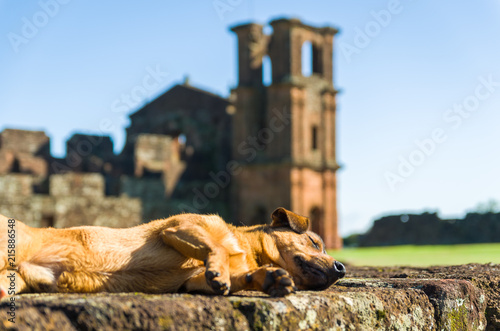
[334,261,346,279]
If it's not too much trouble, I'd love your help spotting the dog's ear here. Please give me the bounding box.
[271,207,310,234]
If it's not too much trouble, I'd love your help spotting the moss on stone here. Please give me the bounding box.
[158,316,174,328]
[376,309,386,320]
[448,305,468,331]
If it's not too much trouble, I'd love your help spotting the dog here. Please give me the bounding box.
[0,207,345,298]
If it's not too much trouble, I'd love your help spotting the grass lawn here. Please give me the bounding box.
[328,243,500,267]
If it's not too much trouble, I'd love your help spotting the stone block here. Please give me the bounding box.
[0,174,33,198]
[50,173,104,198]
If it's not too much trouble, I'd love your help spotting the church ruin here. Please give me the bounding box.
[0,18,342,248]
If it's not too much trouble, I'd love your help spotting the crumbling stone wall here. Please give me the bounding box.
[0,129,50,156]
[0,129,50,178]
[51,173,105,198]
[0,172,140,228]
[134,134,186,197]
[359,212,500,246]
[64,133,115,173]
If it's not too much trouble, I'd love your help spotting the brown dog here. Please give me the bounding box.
[0,208,345,298]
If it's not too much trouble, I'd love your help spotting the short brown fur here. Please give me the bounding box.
[0,208,344,298]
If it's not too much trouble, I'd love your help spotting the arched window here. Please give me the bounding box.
[11,157,21,173]
[301,41,313,77]
[262,55,272,86]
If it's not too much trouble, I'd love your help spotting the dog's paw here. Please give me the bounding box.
[262,268,296,297]
[205,269,230,295]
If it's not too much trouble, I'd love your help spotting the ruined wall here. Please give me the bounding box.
[0,172,141,229]
[359,212,500,246]
[0,129,50,156]
[0,174,39,226]
[134,134,186,197]
[64,133,115,173]
[51,173,105,198]
[0,129,50,178]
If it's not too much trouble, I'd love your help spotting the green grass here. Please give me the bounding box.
[328,243,500,267]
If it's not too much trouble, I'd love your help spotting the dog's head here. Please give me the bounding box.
[263,207,346,291]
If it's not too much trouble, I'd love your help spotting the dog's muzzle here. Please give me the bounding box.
[295,257,346,290]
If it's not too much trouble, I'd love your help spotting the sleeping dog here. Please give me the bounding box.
[0,208,345,297]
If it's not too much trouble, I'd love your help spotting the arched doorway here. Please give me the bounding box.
[310,206,323,235]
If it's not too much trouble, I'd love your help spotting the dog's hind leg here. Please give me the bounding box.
[56,270,110,293]
[160,225,231,295]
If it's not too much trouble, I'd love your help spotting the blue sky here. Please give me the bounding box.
[1,1,500,236]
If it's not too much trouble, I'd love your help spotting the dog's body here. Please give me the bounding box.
[0,208,345,298]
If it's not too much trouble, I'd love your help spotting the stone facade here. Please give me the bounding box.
[230,18,342,249]
[0,18,342,248]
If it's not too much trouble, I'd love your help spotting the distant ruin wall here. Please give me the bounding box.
[359,212,500,246]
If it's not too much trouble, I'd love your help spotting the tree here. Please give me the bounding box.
[470,199,500,214]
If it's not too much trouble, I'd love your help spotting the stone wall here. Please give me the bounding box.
[134,134,187,197]
[0,129,50,178]
[359,212,500,246]
[50,173,105,198]
[2,264,498,330]
[53,196,141,228]
[0,173,141,229]
[64,133,115,173]
[0,129,50,156]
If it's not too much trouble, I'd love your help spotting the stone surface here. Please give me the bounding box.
[348,263,500,330]
[1,264,498,330]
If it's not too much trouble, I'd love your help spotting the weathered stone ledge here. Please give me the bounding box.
[1,264,498,330]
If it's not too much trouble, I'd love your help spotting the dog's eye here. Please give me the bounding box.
[308,236,320,250]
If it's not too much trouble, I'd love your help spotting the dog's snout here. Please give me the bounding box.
[334,261,346,278]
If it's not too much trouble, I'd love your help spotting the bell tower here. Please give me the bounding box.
[230,18,342,249]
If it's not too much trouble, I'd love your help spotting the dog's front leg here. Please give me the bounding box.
[160,225,231,295]
[229,265,296,297]
[180,266,295,297]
